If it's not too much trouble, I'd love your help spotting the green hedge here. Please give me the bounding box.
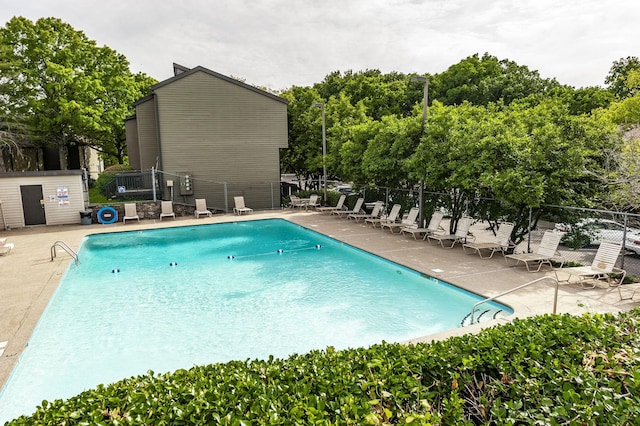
[8,309,640,425]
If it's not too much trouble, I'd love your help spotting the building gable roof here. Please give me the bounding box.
[150,65,288,105]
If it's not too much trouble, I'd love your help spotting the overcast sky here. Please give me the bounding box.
[1,0,639,91]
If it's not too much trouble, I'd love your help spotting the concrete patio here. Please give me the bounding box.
[1,209,639,391]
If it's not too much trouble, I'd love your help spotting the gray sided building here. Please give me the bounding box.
[126,64,288,212]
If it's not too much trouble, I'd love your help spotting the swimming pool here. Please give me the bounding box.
[0,219,511,422]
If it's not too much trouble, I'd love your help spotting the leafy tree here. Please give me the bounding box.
[314,69,417,120]
[0,16,156,167]
[407,99,615,241]
[280,87,369,188]
[360,114,420,186]
[605,56,640,99]
[545,85,614,115]
[429,53,560,106]
[0,40,30,172]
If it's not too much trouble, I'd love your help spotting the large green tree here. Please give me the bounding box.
[0,16,156,167]
[407,99,615,241]
[429,53,560,106]
[605,56,640,99]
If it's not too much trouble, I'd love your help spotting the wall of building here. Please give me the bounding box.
[136,97,160,171]
[153,70,288,211]
[0,172,86,229]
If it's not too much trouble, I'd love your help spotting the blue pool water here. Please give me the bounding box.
[0,219,511,422]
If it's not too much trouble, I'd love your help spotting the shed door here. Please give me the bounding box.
[21,185,46,226]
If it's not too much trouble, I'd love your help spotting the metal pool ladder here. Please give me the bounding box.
[466,276,559,325]
[51,240,79,266]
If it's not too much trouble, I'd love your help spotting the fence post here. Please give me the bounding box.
[151,167,157,202]
[271,182,275,210]
[622,213,628,270]
[527,207,532,253]
[224,182,229,213]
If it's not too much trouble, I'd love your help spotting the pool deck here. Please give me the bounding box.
[1,209,639,390]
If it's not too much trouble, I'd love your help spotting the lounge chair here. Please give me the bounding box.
[123,203,140,223]
[332,197,364,218]
[366,203,401,228]
[194,198,213,218]
[316,194,346,214]
[0,242,14,256]
[427,216,475,248]
[381,207,419,233]
[233,196,253,215]
[348,201,384,223]
[159,201,176,221]
[554,241,625,289]
[401,211,445,240]
[462,222,515,259]
[504,230,564,272]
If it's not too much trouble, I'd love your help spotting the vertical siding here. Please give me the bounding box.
[135,97,159,171]
[153,71,288,210]
[125,118,141,170]
[0,174,86,228]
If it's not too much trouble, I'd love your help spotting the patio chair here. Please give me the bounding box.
[366,203,401,228]
[462,222,515,259]
[194,198,213,218]
[289,195,305,209]
[332,197,364,218]
[316,194,346,214]
[159,201,176,221]
[233,196,253,215]
[554,241,625,290]
[0,242,14,256]
[504,230,565,272]
[307,194,321,209]
[122,203,140,223]
[348,201,384,223]
[427,216,475,248]
[381,207,419,233]
[401,211,445,240]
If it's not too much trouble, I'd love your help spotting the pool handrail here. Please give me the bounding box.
[469,276,558,324]
[50,240,79,266]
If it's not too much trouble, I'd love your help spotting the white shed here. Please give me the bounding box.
[0,171,87,229]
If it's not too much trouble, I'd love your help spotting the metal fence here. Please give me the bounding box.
[349,184,640,280]
[93,171,640,280]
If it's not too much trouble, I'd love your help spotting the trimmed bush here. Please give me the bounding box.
[8,309,640,425]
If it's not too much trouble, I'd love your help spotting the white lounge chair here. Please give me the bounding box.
[427,216,475,248]
[194,198,212,218]
[462,222,515,258]
[316,194,346,214]
[505,230,564,272]
[233,196,253,215]
[332,197,364,218]
[348,201,384,223]
[0,242,14,256]
[554,241,625,289]
[366,204,401,228]
[401,211,445,240]
[123,203,140,223]
[159,201,176,221]
[381,207,419,233]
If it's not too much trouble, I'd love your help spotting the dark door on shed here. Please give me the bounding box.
[21,185,46,225]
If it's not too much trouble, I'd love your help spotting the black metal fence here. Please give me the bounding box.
[102,171,161,200]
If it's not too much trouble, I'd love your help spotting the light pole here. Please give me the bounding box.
[312,102,327,203]
[411,76,429,226]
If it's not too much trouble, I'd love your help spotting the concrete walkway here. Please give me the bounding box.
[1,209,639,390]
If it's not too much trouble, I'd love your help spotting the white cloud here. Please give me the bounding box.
[1,0,639,90]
